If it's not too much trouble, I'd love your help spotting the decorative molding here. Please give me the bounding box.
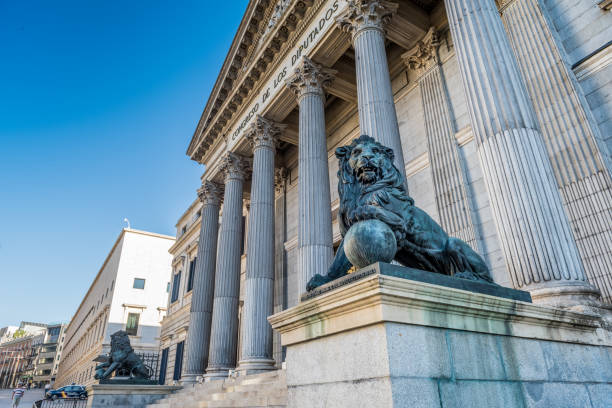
[598,0,612,10]
[454,125,474,146]
[197,180,223,206]
[245,115,286,150]
[405,152,430,178]
[219,152,249,181]
[573,42,612,80]
[401,27,440,77]
[337,0,398,37]
[121,304,147,309]
[286,56,336,99]
[283,236,298,252]
[274,167,288,194]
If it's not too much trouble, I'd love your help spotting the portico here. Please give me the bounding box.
[177,0,612,382]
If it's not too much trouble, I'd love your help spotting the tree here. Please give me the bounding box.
[12,329,26,339]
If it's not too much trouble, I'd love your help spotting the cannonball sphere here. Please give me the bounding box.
[344,219,397,269]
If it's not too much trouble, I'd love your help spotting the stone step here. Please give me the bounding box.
[145,370,287,408]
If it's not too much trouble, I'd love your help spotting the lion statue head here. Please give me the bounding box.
[110,330,133,353]
[335,135,413,235]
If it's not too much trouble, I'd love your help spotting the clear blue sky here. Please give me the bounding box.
[0,0,248,327]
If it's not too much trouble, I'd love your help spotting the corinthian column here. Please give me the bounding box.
[444,0,600,308]
[286,57,335,292]
[205,152,248,379]
[497,0,612,305]
[338,0,407,183]
[182,181,223,384]
[238,116,285,374]
[402,28,481,253]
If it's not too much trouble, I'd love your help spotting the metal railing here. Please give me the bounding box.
[34,399,87,408]
[109,351,160,382]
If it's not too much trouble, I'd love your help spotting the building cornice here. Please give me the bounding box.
[187,0,320,163]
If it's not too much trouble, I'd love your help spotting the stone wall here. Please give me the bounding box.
[271,270,612,408]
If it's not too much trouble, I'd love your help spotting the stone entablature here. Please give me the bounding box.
[188,0,326,163]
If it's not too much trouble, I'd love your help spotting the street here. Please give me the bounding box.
[0,388,44,408]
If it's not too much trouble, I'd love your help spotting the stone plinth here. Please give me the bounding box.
[85,384,181,408]
[269,266,612,408]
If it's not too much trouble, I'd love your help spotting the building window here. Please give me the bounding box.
[186,257,197,292]
[173,341,184,381]
[180,225,187,236]
[166,282,170,293]
[159,347,169,385]
[111,280,115,291]
[125,313,140,336]
[133,278,146,289]
[170,271,181,302]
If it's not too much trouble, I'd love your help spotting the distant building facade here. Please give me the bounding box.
[0,322,46,388]
[54,228,174,387]
[32,323,66,387]
[158,199,203,384]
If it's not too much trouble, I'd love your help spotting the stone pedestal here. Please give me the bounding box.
[85,384,181,408]
[270,264,612,408]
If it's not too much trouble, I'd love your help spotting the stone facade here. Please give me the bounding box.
[55,229,174,387]
[174,0,612,397]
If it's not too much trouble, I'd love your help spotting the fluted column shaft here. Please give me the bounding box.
[182,181,222,384]
[287,57,335,292]
[238,116,283,374]
[444,0,599,307]
[338,0,407,183]
[498,0,612,304]
[206,153,247,379]
[403,29,480,252]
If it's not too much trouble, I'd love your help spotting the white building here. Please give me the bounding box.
[54,228,174,387]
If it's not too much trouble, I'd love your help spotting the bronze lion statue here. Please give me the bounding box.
[306,135,493,291]
[94,330,151,380]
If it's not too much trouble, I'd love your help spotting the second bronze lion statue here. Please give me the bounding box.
[94,330,151,380]
[306,135,494,291]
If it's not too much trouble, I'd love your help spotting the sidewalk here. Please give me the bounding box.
[0,388,44,408]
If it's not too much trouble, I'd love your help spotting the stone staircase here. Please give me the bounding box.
[146,370,287,408]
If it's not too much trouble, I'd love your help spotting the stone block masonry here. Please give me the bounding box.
[270,271,612,408]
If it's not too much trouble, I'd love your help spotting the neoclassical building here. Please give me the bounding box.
[178,0,611,385]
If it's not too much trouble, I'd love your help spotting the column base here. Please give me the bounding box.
[204,367,232,381]
[237,358,277,375]
[180,373,201,384]
[529,282,601,311]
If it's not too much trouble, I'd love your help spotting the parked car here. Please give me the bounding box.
[45,385,87,400]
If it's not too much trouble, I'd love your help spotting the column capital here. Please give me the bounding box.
[246,115,286,151]
[274,167,288,194]
[286,57,336,99]
[401,27,441,78]
[337,0,398,38]
[197,181,223,206]
[220,152,249,182]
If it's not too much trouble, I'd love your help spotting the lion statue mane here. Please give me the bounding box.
[94,330,150,380]
[306,135,493,291]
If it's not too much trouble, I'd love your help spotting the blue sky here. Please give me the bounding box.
[0,0,248,326]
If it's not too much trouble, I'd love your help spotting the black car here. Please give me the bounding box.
[45,385,87,400]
